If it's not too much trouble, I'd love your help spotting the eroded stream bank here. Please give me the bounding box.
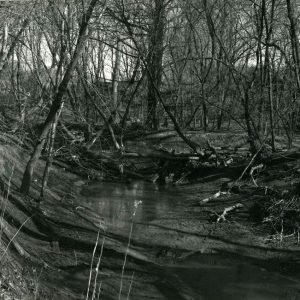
[1,139,300,299]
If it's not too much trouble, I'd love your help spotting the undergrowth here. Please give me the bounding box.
[264,194,300,243]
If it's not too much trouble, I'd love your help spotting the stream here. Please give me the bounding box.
[71,181,300,300]
[80,181,184,234]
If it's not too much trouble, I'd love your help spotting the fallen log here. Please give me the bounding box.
[87,148,206,161]
[135,130,177,141]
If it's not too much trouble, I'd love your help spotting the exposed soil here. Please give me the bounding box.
[0,132,300,299]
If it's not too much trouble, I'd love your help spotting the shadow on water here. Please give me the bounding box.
[69,181,300,300]
[158,253,300,300]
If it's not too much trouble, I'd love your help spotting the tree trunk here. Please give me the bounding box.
[263,0,276,151]
[40,105,63,200]
[20,0,101,194]
[243,91,261,155]
[217,91,226,130]
[0,17,30,76]
[112,39,121,111]
[202,102,208,131]
[146,0,165,130]
[0,22,8,61]
[286,0,300,92]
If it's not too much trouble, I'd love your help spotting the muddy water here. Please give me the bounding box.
[80,181,300,300]
[80,181,185,235]
[162,254,300,300]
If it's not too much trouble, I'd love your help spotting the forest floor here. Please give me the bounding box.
[0,130,300,299]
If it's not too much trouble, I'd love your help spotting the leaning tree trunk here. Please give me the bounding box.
[20,0,101,194]
[40,105,63,200]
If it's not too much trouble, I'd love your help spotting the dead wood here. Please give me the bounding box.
[135,130,178,141]
[59,121,84,143]
[87,148,205,161]
[216,203,244,223]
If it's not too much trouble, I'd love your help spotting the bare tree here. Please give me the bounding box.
[20,0,103,194]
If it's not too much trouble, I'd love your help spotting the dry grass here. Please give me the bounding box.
[0,139,38,300]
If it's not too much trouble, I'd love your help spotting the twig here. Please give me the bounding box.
[118,219,134,300]
[0,215,32,261]
[233,142,266,188]
[217,203,243,223]
[118,200,142,300]
[96,282,102,300]
[92,237,105,300]
[86,221,103,300]
[126,271,135,300]
[250,163,263,187]
[201,191,230,204]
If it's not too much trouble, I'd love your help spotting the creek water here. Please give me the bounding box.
[162,255,300,300]
[79,181,300,300]
[80,181,184,235]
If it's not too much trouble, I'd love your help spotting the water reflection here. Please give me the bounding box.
[80,181,181,233]
[80,181,300,300]
[165,254,300,300]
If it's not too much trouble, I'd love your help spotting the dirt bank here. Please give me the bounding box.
[0,133,300,299]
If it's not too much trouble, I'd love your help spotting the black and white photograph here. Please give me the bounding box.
[0,0,300,299]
